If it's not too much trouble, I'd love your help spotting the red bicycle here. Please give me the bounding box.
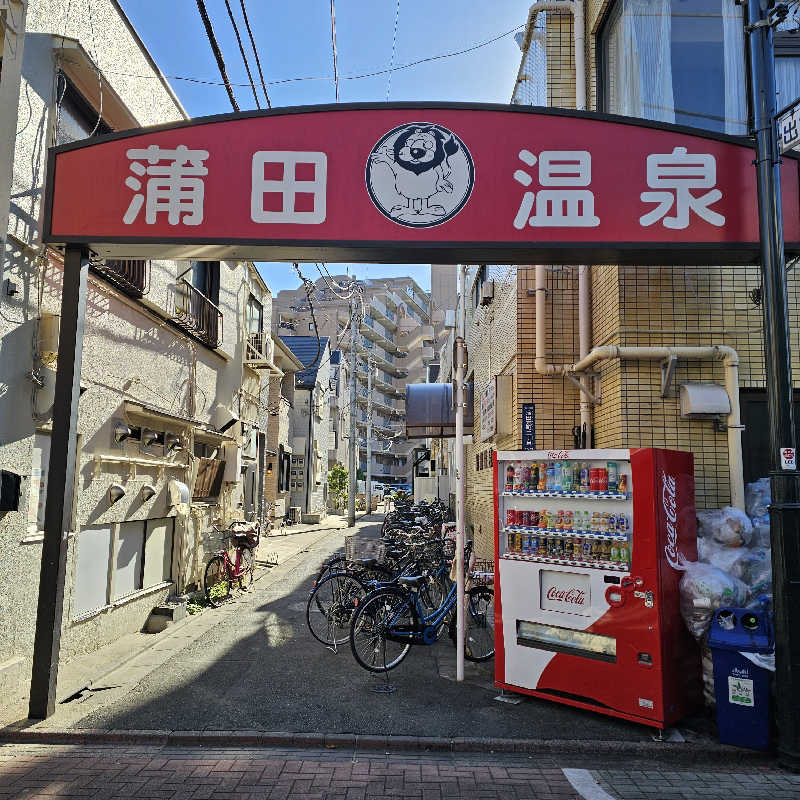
[203,521,260,607]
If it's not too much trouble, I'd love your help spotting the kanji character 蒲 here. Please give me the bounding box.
[513,149,600,229]
[639,146,725,229]
[123,144,209,226]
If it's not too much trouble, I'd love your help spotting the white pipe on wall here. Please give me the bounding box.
[567,346,745,511]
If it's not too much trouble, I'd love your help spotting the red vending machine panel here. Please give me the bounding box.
[493,448,701,728]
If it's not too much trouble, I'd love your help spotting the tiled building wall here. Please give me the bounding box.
[464,266,518,560]
[516,266,582,454]
[547,11,576,108]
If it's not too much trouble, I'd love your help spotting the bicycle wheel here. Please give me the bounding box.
[464,586,495,662]
[306,572,367,646]
[350,587,414,673]
[314,554,347,586]
[418,573,448,615]
[238,546,254,589]
[204,556,231,608]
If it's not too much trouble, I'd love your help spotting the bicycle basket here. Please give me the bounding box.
[442,537,456,560]
[469,559,494,586]
[344,535,385,562]
[228,520,260,549]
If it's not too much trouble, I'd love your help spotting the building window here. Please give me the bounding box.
[189,261,220,305]
[308,322,314,331]
[776,31,800,111]
[247,294,264,335]
[472,265,487,309]
[599,0,746,135]
[55,76,113,145]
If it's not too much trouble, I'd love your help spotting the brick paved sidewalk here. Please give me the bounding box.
[0,743,582,800]
[1,742,798,800]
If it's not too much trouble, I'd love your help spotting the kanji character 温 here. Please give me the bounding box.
[513,149,599,229]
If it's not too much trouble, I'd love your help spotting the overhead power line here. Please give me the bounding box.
[239,0,272,108]
[62,23,524,94]
[386,0,401,101]
[330,0,340,101]
[223,0,260,109]
[195,0,240,111]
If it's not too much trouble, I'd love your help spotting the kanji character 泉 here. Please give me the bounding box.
[513,149,600,229]
[251,151,327,224]
[639,146,725,229]
[123,144,209,225]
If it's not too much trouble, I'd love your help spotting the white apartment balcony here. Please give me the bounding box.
[400,285,429,318]
[244,331,276,369]
[369,297,397,329]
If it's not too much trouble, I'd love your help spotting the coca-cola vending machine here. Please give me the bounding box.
[493,448,701,728]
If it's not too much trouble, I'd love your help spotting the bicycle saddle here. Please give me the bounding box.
[397,575,425,588]
[355,558,380,568]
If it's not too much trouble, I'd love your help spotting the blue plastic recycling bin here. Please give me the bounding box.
[708,607,773,750]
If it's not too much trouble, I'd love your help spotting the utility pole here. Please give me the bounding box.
[348,297,357,527]
[366,356,373,515]
[745,0,800,770]
[455,264,467,682]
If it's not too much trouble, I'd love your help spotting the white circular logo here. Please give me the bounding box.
[365,122,474,228]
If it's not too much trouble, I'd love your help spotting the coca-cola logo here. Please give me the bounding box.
[547,450,569,460]
[546,586,586,606]
[661,471,684,570]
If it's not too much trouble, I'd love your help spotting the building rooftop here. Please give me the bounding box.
[279,336,330,389]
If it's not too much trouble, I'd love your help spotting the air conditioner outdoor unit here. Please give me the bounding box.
[480,280,495,306]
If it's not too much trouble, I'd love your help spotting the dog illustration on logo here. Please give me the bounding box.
[366,122,474,228]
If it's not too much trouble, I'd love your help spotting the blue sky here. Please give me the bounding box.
[119,0,530,292]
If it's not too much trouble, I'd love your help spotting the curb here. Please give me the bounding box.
[0,727,779,765]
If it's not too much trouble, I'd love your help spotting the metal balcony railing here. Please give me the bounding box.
[89,257,150,298]
[169,279,223,349]
[245,331,273,368]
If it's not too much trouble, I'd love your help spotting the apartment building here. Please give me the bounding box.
[435,2,800,559]
[277,336,332,523]
[0,0,282,707]
[274,275,449,484]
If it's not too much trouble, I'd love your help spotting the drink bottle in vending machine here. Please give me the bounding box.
[493,448,701,728]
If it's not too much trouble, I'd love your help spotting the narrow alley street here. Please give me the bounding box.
[3,515,798,799]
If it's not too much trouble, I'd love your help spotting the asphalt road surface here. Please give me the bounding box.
[67,518,694,744]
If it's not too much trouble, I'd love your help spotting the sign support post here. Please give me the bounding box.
[348,298,357,527]
[455,264,466,682]
[366,357,373,514]
[746,0,800,769]
[29,245,88,719]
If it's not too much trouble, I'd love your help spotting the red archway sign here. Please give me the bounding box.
[44,103,800,265]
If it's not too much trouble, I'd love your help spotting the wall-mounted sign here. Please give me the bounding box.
[480,375,512,442]
[522,403,535,450]
[779,101,800,154]
[44,104,800,265]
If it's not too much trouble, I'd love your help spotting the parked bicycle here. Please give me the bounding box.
[349,541,495,672]
[203,521,260,607]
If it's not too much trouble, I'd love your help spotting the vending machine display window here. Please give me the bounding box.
[493,448,701,729]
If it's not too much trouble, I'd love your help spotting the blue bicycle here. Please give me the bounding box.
[349,544,495,672]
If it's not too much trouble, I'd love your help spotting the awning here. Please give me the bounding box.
[405,383,474,438]
[124,401,236,441]
[53,37,139,132]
